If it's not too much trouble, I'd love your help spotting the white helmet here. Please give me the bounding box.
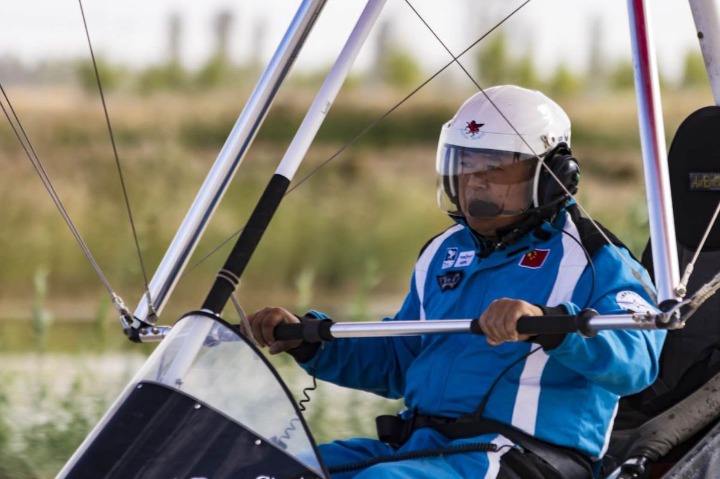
[436,85,572,218]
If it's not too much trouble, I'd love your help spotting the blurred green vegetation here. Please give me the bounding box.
[0,81,715,324]
[0,7,716,324]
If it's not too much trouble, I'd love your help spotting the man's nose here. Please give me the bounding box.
[468,172,490,188]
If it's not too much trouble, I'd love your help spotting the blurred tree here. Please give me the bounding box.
[382,49,423,89]
[476,32,511,86]
[215,10,233,63]
[137,13,189,93]
[169,12,182,66]
[547,63,584,95]
[608,58,669,91]
[137,63,187,93]
[76,57,125,94]
[370,19,422,89]
[248,15,268,75]
[513,54,540,90]
[196,10,235,88]
[609,60,635,91]
[681,50,707,89]
[196,57,231,88]
[369,19,391,88]
[586,16,607,93]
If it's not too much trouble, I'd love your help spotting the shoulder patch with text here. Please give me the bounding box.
[616,291,655,313]
[437,271,463,291]
[519,249,549,269]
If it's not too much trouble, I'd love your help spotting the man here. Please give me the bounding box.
[249,85,665,478]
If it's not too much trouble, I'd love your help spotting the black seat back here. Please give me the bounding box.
[605,107,720,477]
[639,105,720,416]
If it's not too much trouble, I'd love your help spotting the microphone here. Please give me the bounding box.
[467,200,526,217]
[468,200,501,217]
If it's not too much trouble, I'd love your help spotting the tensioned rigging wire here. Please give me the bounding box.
[678,200,720,294]
[676,201,720,323]
[0,1,159,322]
[0,85,118,301]
[76,0,156,317]
[186,0,535,272]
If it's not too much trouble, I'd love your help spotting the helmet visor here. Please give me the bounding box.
[437,145,537,218]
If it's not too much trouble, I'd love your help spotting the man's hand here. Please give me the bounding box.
[479,299,541,346]
[248,306,302,354]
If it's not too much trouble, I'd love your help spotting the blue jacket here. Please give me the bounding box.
[299,209,666,459]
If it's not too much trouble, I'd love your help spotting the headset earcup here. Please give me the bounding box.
[537,143,579,208]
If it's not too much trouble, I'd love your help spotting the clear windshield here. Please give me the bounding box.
[59,313,326,478]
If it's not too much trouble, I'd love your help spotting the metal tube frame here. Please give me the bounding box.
[275,0,387,181]
[627,0,681,305]
[320,314,663,339]
[131,0,327,328]
[689,0,720,105]
[198,0,388,317]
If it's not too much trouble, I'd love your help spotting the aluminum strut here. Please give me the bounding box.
[202,0,388,315]
[627,0,681,305]
[131,0,328,328]
[689,0,720,105]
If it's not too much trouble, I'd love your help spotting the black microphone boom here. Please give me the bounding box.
[468,200,502,217]
[467,200,527,218]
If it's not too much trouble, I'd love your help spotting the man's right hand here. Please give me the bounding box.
[248,306,303,355]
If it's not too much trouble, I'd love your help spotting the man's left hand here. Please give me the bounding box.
[479,299,541,346]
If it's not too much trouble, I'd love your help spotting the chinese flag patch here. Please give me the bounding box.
[519,249,549,269]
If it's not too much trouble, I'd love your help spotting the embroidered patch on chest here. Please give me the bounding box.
[518,249,549,269]
[442,248,475,269]
[442,247,459,269]
[437,270,463,291]
[454,251,475,267]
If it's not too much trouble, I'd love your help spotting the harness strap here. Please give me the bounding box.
[376,414,593,479]
[328,442,499,474]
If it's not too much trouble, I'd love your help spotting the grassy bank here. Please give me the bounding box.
[0,85,714,322]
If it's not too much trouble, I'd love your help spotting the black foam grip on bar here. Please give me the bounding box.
[516,315,579,334]
[202,174,290,314]
[576,308,599,337]
[470,318,484,335]
[274,323,305,340]
[471,309,599,336]
[275,320,334,343]
[517,308,598,336]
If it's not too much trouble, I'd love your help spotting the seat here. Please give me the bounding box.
[603,106,720,479]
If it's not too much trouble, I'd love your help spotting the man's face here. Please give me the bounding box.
[456,148,536,237]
